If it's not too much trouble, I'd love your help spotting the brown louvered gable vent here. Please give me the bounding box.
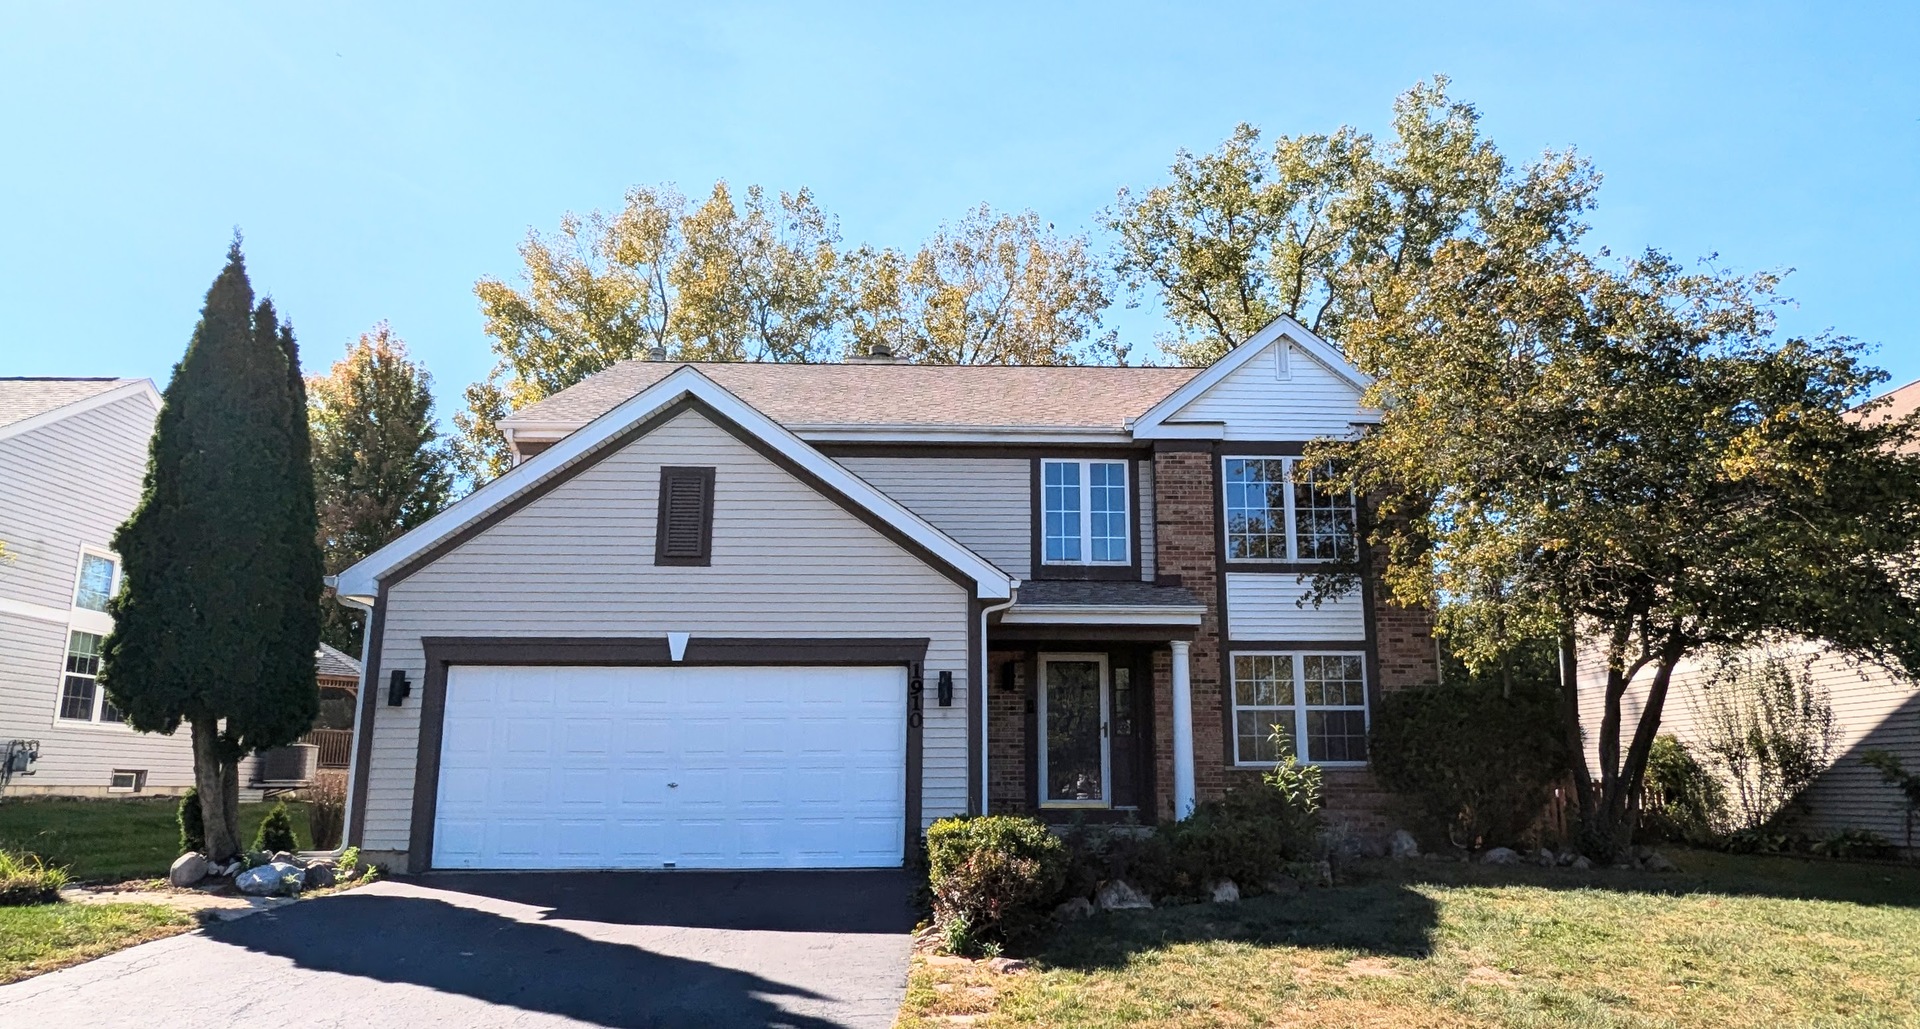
[654,467,715,566]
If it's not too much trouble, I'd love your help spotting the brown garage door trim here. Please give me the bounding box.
[407,635,932,872]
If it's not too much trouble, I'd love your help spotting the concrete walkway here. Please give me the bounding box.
[0,870,916,1028]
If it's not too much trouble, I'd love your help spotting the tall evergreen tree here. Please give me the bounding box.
[101,240,323,861]
[309,323,453,653]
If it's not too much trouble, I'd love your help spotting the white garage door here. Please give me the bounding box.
[432,664,907,870]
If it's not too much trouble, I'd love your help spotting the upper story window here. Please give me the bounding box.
[73,552,116,612]
[1042,459,1129,565]
[1222,457,1355,563]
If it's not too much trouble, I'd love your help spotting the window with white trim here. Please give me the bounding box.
[58,630,122,723]
[73,552,116,612]
[1041,459,1129,564]
[1222,457,1354,562]
[1230,651,1368,765]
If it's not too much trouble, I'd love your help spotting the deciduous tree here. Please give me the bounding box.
[309,323,454,653]
[101,241,323,862]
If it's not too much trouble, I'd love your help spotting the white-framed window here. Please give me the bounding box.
[72,551,117,613]
[58,630,122,723]
[1222,457,1355,563]
[1229,651,1368,766]
[108,769,146,793]
[1041,459,1130,565]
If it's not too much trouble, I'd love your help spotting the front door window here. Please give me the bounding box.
[1039,655,1109,806]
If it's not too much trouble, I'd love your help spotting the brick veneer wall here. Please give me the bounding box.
[1150,445,1439,838]
[986,649,1029,813]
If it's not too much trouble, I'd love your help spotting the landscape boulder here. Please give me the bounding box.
[168,852,208,888]
[235,862,306,897]
[1643,852,1677,873]
[1053,896,1094,922]
[1388,830,1420,860]
[302,862,337,890]
[1480,847,1521,866]
[1571,855,1594,870]
[1095,880,1153,911]
[987,957,1029,974]
[270,851,294,866]
[1208,879,1241,904]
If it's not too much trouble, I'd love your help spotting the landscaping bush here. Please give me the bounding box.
[1861,749,1920,850]
[926,815,1068,954]
[1159,754,1324,897]
[1369,676,1566,849]
[1812,828,1899,861]
[251,802,298,855]
[305,773,346,850]
[0,849,69,906]
[1691,650,1835,832]
[1061,824,1173,900]
[177,788,205,855]
[1640,734,1728,844]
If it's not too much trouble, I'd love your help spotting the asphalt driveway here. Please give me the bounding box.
[0,869,917,1028]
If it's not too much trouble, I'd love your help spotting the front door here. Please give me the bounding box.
[1038,653,1110,807]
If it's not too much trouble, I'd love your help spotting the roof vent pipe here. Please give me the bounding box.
[646,345,669,361]
[845,340,899,364]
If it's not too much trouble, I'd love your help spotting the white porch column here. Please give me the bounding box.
[1170,638,1197,820]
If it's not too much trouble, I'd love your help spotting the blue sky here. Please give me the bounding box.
[3,2,1914,424]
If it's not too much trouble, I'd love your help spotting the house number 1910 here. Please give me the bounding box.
[908,662,924,729]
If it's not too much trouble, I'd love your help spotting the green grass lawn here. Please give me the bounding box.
[0,798,312,883]
[0,902,195,984]
[902,849,1920,1028]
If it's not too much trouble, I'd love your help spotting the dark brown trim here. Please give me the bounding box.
[381,393,987,596]
[1213,441,1235,769]
[989,624,1198,643]
[384,396,702,588]
[967,599,982,816]
[653,465,715,566]
[1216,441,1312,457]
[906,662,923,852]
[817,442,1148,460]
[1150,439,1214,454]
[1028,456,1145,582]
[345,584,387,848]
[1220,561,1352,575]
[403,634,933,873]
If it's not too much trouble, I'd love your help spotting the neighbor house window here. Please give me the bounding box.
[1041,459,1129,564]
[58,630,121,723]
[1230,651,1368,765]
[1222,457,1354,562]
[73,552,116,612]
[108,769,146,793]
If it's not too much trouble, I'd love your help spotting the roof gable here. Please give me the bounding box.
[335,366,1016,602]
[1128,318,1375,440]
[0,378,159,442]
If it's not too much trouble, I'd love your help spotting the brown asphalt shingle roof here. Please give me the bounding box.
[499,361,1203,431]
[316,642,362,680]
[0,378,132,431]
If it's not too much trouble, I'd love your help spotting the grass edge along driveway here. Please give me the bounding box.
[1,902,195,985]
[900,849,1920,1028]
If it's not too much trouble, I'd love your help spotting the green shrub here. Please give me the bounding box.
[0,849,70,906]
[1640,734,1728,843]
[1369,677,1567,849]
[1860,750,1920,850]
[336,846,361,879]
[925,815,1068,954]
[1812,828,1898,861]
[1157,756,1324,898]
[178,788,205,855]
[251,802,298,854]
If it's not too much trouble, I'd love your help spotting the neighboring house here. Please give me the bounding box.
[0,376,350,798]
[333,318,1437,873]
[1578,378,1920,852]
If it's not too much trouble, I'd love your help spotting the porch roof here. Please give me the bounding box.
[1000,580,1206,627]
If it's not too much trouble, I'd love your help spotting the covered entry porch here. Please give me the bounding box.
[984,581,1204,825]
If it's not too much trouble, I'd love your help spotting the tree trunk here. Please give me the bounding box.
[190,717,242,861]
[1557,623,1596,822]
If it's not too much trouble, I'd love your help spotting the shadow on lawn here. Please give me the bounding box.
[1036,881,1442,971]
[1348,848,1920,910]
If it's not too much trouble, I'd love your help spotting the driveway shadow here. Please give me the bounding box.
[208,889,858,1028]
[406,868,917,933]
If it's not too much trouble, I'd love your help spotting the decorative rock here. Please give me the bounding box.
[1262,874,1302,895]
[986,957,1029,974]
[235,861,306,897]
[1480,847,1521,866]
[167,852,208,888]
[1207,879,1241,904]
[270,851,294,865]
[1643,852,1677,873]
[1053,896,1094,922]
[1094,880,1153,911]
[1388,830,1421,860]
[1570,855,1594,870]
[303,862,337,890]
[1534,848,1556,867]
[1556,851,1578,867]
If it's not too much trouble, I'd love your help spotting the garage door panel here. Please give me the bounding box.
[434,664,908,870]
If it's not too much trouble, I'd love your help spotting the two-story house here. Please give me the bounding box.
[333,318,1436,873]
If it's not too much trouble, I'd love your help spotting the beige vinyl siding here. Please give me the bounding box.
[1224,573,1366,641]
[1578,644,1920,849]
[1168,341,1367,440]
[837,456,1032,579]
[0,391,222,794]
[361,409,975,854]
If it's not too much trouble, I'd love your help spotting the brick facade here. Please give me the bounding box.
[986,649,1029,813]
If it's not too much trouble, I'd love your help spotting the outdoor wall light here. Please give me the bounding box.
[387,669,412,707]
[937,670,954,707]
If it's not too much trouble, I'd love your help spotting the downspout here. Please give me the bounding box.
[979,581,1020,815]
[328,576,375,855]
